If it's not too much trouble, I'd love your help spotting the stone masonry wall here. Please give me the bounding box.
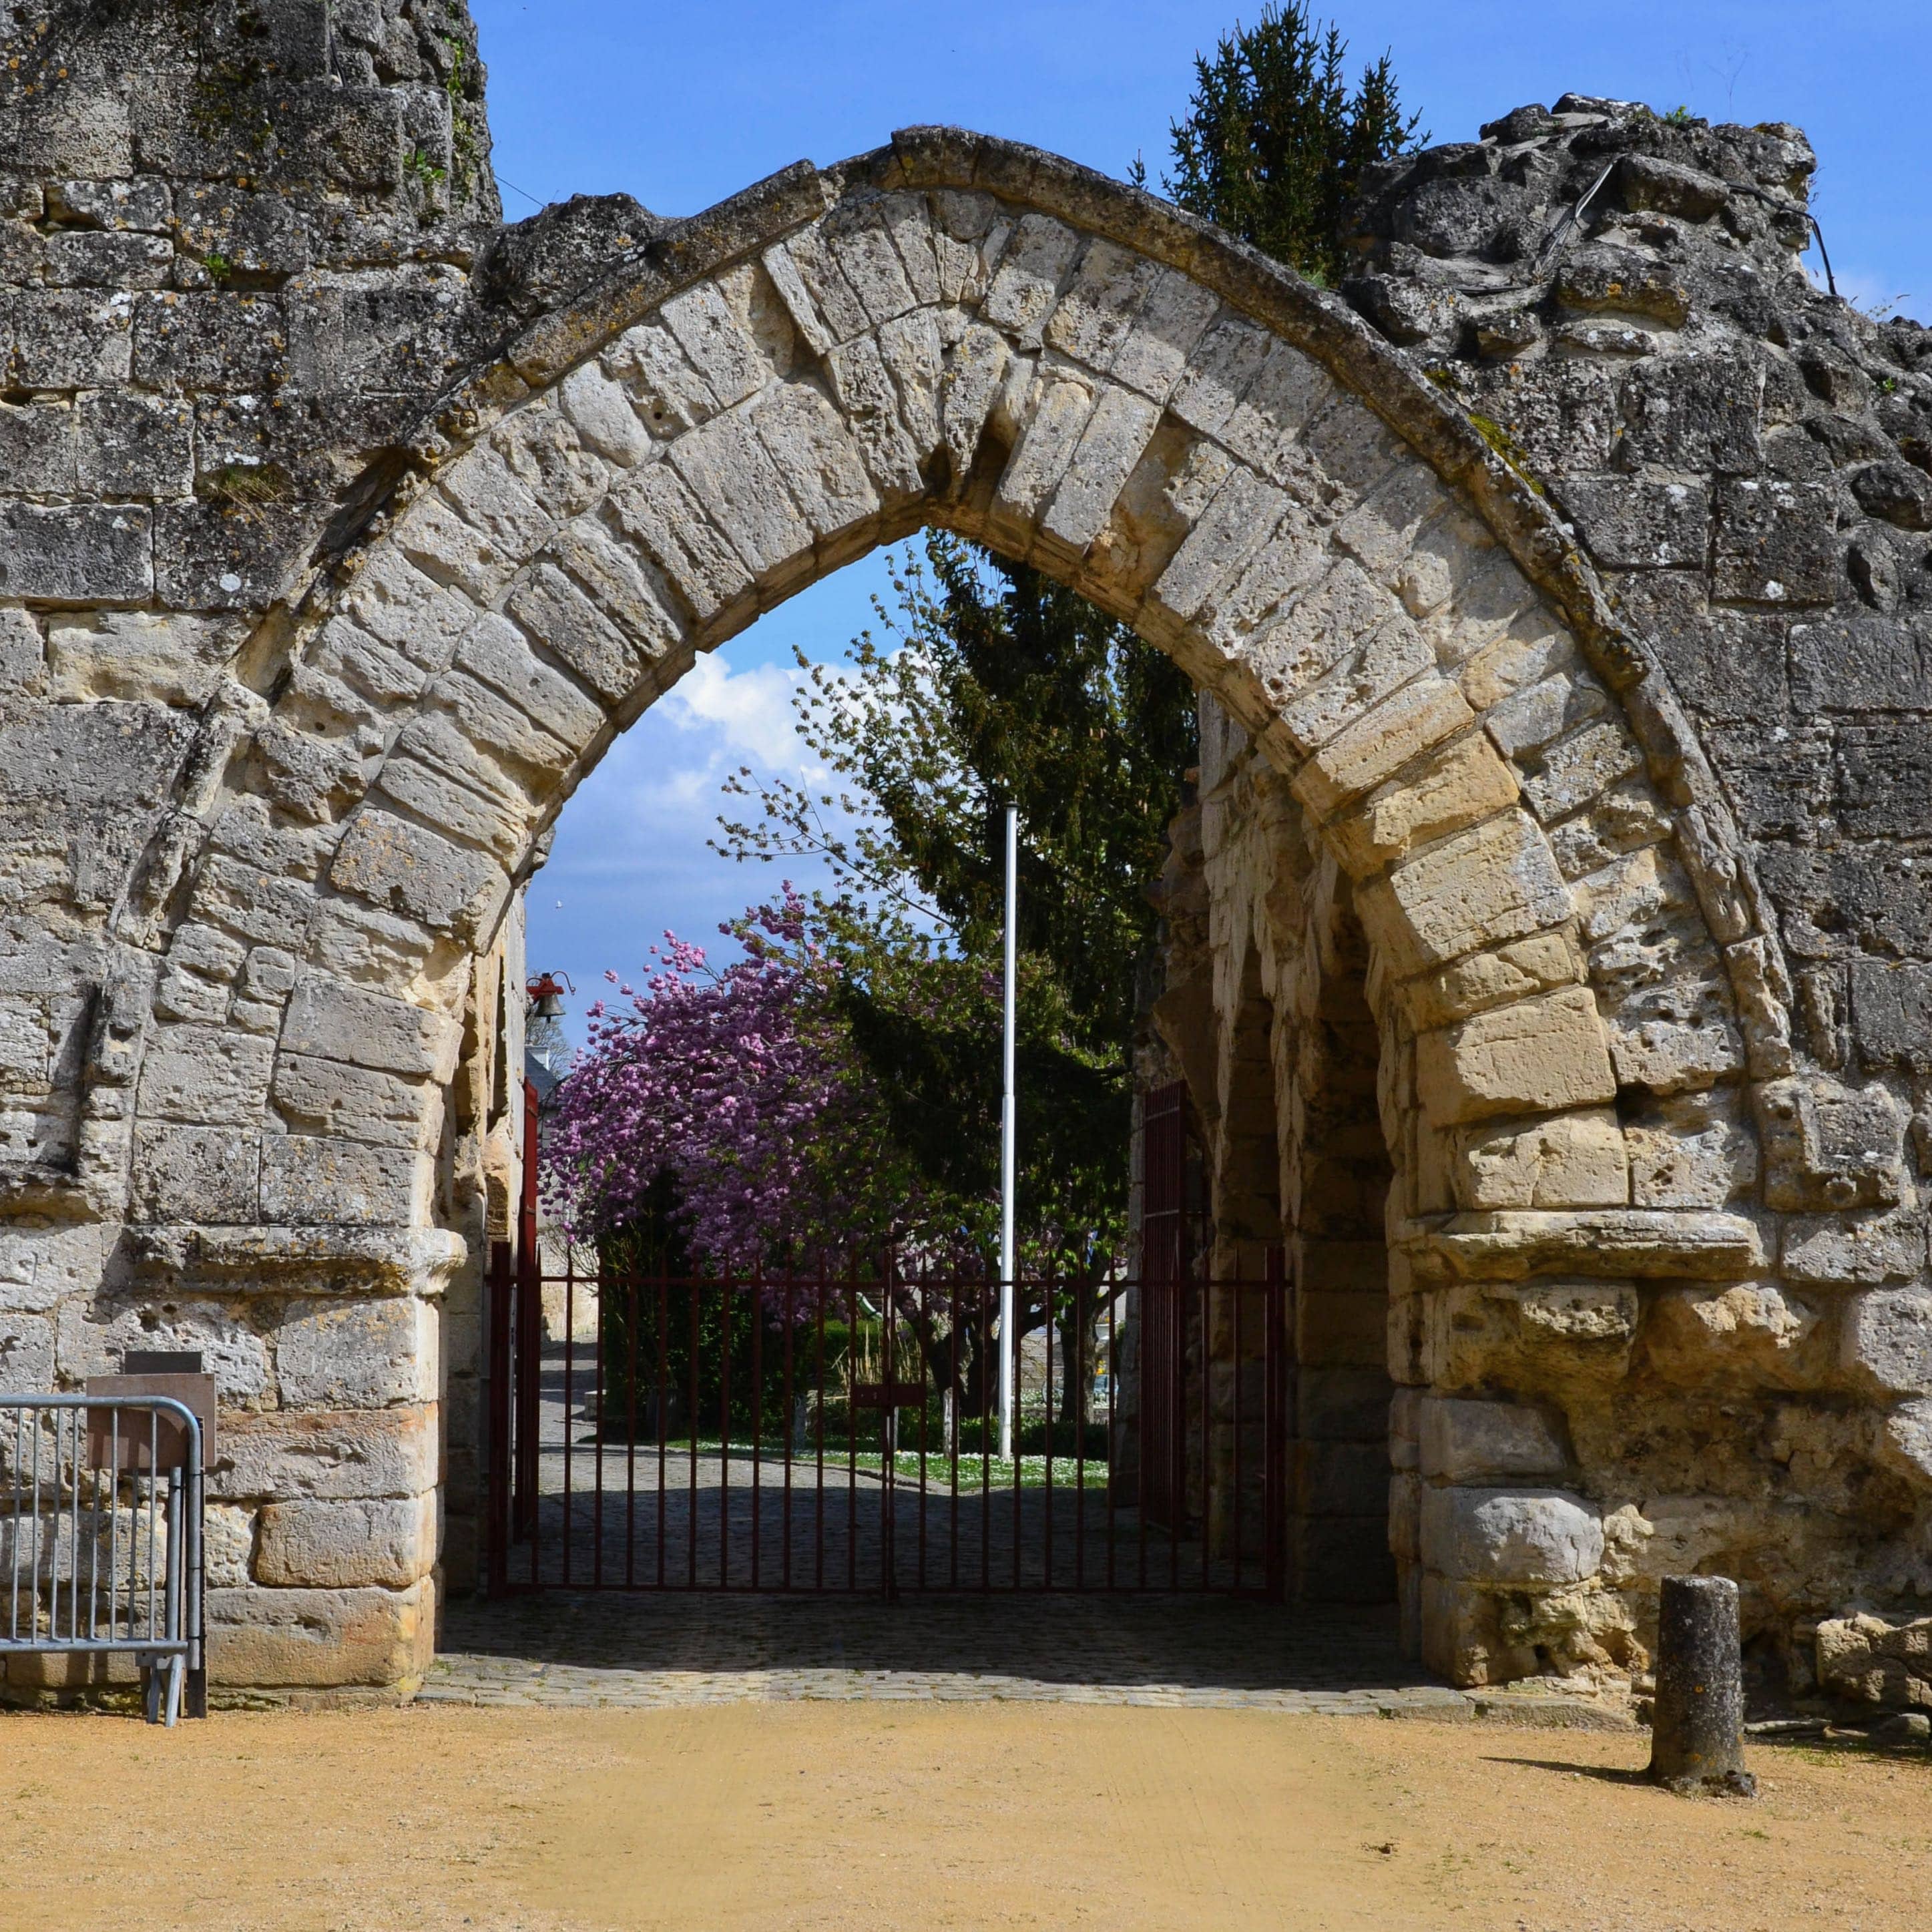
[1148,96,1932,1699]
[3,5,1927,1701]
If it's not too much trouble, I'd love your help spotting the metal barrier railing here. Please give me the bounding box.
[2,1396,206,1725]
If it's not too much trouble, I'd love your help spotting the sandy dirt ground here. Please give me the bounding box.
[2,1702,1929,1931]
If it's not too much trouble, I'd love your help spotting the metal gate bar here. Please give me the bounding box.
[489,1260,1286,1599]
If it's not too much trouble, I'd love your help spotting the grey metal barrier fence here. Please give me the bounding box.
[2,1396,206,1725]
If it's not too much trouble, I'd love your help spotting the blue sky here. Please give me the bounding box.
[475,0,1932,1034]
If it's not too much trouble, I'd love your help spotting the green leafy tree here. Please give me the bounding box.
[1147,1,1422,285]
[720,537,1194,1262]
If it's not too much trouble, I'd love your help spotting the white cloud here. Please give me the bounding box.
[657,650,817,771]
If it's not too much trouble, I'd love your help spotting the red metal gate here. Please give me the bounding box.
[487,1250,1284,1598]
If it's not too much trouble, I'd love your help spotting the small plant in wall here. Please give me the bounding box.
[200,463,289,526]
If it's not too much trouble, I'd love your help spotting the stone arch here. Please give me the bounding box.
[104,132,1794,1691]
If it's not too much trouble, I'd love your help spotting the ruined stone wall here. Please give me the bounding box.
[1148,96,1932,1699]
[0,0,523,1692]
[3,3,1927,1701]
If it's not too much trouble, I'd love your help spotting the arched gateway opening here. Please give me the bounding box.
[126,131,1763,1692]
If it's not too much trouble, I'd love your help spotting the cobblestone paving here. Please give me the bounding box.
[423,1592,1489,1716]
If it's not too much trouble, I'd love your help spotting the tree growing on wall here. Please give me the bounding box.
[1143,0,1423,285]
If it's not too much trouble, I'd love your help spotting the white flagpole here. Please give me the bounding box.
[998,804,1018,1463]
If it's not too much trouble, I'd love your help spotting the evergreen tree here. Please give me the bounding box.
[1151,1,1421,285]
[718,537,1195,1273]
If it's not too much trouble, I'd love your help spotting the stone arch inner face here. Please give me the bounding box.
[1146,692,1399,1608]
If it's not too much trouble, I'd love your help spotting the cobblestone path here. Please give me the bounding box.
[423,1592,1489,1715]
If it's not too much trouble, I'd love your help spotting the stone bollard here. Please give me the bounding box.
[1648,1575,1756,1796]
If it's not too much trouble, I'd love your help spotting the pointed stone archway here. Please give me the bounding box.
[87,129,1792,1691]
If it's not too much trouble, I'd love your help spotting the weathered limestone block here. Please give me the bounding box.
[453,611,607,750]
[208,1405,439,1502]
[1848,960,1932,1073]
[1041,236,1161,373]
[279,977,461,1081]
[1647,1282,1819,1385]
[206,1579,434,1690]
[330,809,511,946]
[204,1503,255,1589]
[1425,1277,1640,1389]
[1399,929,1586,1030]
[557,361,655,467]
[1842,1288,1932,1395]
[397,489,520,606]
[604,319,722,435]
[342,550,481,674]
[0,1313,53,1391]
[47,611,235,706]
[1421,1486,1605,1585]
[255,1494,437,1589]
[1599,1497,1754,1590]
[506,563,659,706]
[1711,478,1842,606]
[131,1122,260,1222]
[371,758,522,869]
[824,332,929,497]
[1602,1003,1747,1098]
[983,356,1094,541]
[1427,1208,1764,1280]
[1292,674,1476,822]
[277,1298,437,1409]
[981,212,1082,348]
[1754,1075,1907,1212]
[1782,1209,1928,1286]
[489,399,613,523]
[1451,1106,1629,1209]
[1420,1572,1537,1684]
[669,405,815,586]
[1038,385,1162,562]
[1546,778,1674,882]
[1415,985,1617,1125]
[57,1295,270,1407]
[749,379,882,543]
[272,1053,438,1151]
[260,1134,433,1228]
[1231,551,1400,707]
[1419,1397,1569,1483]
[602,450,757,630]
[1879,1398,1932,1487]
[439,444,561,575]
[1361,810,1573,976]
[1816,1612,1932,1712]
[1624,1090,1758,1207]
[1326,733,1521,879]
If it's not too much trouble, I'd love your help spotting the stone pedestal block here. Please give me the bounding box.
[206,1578,435,1692]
